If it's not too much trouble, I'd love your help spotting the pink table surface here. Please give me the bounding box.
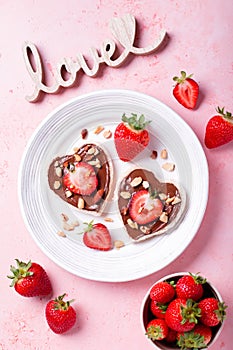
[0,1,232,349]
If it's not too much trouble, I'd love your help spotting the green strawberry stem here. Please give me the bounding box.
[7,259,33,287]
[78,220,95,235]
[216,107,232,121]
[54,293,75,311]
[189,272,206,285]
[215,301,227,323]
[181,299,201,325]
[177,331,207,349]
[173,71,193,83]
[146,325,163,341]
[122,113,151,131]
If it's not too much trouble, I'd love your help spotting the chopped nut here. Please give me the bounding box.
[103,130,112,139]
[53,180,61,190]
[150,150,158,159]
[160,212,168,223]
[160,149,168,159]
[159,193,167,201]
[142,180,149,189]
[166,196,175,204]
[88,159,101,168]
[74,154,81,162]
[65,190,73,198]
[81,128,88,139]
[61,213,69,222]
[121,206,128,216]
[94,125,104,134]
[87,147,95,155]
[172,196,181,205]
[162,162,175,172]
[54,160,60,167]
[114,240,125,249]
[63,221,75,231]
[71,220,79,227]
[104,217,114,222]
[127,218,138,229]
[120,191,131,199]
[77,197,85,209]
[130,176,142,187]
[94,148,100,156]
[57,231,66,237]
[140,226,151,235]
[55,167,62,177]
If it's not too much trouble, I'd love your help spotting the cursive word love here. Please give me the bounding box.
[23,14,166,102]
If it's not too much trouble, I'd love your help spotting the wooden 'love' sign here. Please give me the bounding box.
[23,14,167,102]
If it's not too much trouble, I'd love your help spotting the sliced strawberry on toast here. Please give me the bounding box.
[63,162,98,195]
[129,190,163,225]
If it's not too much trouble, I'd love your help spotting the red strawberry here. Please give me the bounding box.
[177,324,212,348]
[8,259,52,297]
[204,107,233,149]
[129,190,163,225]
[146,319,168,341]
[166,328,177,343]
[198,297,227,327]
[63,162,98,195]
[173,71,199,109]
[82,220,112,251]
[114,113,150,162]
[165,298,201,332]
[150,281,175,304]
[150,300,168,319]
[176,272,206,301]
[45,293,76,334]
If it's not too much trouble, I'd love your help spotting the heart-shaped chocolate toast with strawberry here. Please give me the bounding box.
[48,144,113,216]
[117,168,186,242]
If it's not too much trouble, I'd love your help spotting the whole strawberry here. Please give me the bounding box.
[165,298,201,332]
[177,324,212,348]
[146,318,168,341]
[8,259,52,297]
[150,300,168,319]
[198,297,227,327]
[176,272,206,301]
[173,71,199,109]
[114,113,150,162]
[205,107,233,149]
[45,293,76,334]
[150,281,175,304]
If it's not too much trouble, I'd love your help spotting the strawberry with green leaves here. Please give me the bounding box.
[45,293,76,334]
[198,297,227,327]
[8,259,52,297]
[165,298,201,333]
[150,300,168,319]
[173,71,199,109]
[176,272,206,301]
[177,324,212,349]
[150,281,175,304]
[204,107,233,149]
[146,318,168,341]
[81,220,112,251]
[114,113,150,162]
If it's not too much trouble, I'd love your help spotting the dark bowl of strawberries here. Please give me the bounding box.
[141,272,227,349]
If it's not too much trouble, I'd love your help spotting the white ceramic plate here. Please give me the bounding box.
[18,90,208,282]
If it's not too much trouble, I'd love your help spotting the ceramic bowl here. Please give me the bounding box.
[141,272,226,349]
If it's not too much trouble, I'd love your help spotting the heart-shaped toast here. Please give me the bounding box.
[48,143,113,215]
[117,168,186,242]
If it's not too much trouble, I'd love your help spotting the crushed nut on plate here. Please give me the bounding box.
[103,130,112,139]
[162,162,175,172]
[94,125,104,134]
[57,231,66,237]
[114,240,125,249]
[160,149,168,159]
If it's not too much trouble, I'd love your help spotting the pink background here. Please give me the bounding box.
[0,1,232,349]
